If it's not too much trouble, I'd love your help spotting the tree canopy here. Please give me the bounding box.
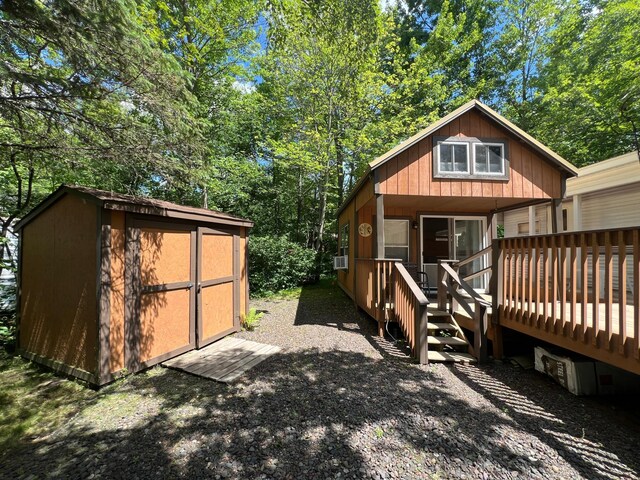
[1,0,638,278]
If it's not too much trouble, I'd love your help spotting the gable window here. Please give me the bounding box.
[339,223,349,256]
[384,219,409,262]
[434,136,508,180]
[437,142,469,173]
[474,143,504,174]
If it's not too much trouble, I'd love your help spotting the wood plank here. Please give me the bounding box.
[220,346,281,383]
[619,230,627,355]
[570,235,577,339]
[592,233,600,346]
[634,230,640,359]
[514,238,521,323]
[543,236,549,330]
[208,343,277,380]
[534,236,541,328]
[551,235,558,333]
[605,231,613,349]
[581,233,589,342]
[426,351,476,363]
[560,235,567,335]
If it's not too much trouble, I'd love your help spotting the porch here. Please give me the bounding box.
[355,226,640,376]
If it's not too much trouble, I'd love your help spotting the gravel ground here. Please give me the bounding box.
[2,282,640,480]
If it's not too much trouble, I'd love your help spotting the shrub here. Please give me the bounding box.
[249,236,317,296]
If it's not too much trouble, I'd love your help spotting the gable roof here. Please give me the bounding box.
[337,99,578,216]
[15,185,254,230]
[370,99,578,176]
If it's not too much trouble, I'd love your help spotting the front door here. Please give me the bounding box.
[420,216,487,291]
[196,227,240,347]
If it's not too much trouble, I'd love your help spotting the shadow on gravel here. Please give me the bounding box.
[4,349,639,479]
[293,281,413,361]
[450,363,640,480]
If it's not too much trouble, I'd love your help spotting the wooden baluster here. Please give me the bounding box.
[618,230,627,356]
[605,231,613,350]
[560,235,567,335]
[570,234,577,340]
[515,238,521,323]
[581,233,589,343]
[592,233,600,346]
[533,237,540,329]
[633,229,640,359]
[505,239,511,319]
[542,236,549,330]
[527,237,534,326]
[551,235,558,333]
[521,237,528,325]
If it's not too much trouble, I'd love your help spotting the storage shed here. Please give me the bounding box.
[15,185,253,386]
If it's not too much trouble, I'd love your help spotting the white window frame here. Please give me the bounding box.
[383,219,410,262]
[436,141,470,175]
[473,142,505,176]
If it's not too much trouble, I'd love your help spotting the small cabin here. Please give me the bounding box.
[15,185,252,386]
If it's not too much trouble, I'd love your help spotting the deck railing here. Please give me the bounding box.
[437,259,492,362]
[355,258,398,322]
[392,262,429,363]
[496,228,640,362]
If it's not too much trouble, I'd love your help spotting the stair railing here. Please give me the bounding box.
[437,257,492,363]
[391,262,430,364]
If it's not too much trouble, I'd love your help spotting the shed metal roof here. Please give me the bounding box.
[15,185,254,230]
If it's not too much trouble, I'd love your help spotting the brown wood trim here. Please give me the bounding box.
[376,194,384,258]
[198,226,237,236]
[233,233,241,331]
[18,348,98,385]
[98,208,112,384]
[195,326,237,350]
[244,229,250,316]
[15,231,23,351]
[189,229,197,349]
[353,200,358,302]
[201,276,234,288]
[103,203,253,228]
[124,214,141,372]
[130,217,194,231]
[141,281,194,293]
[196,227,204,346]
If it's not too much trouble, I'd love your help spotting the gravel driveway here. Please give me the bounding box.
[2,282,639,479]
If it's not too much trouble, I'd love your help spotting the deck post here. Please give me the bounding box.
[474,301,488,363]
[491,239,504,359]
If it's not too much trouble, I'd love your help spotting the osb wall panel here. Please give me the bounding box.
[240,230,247,316]
[140,228,191,285]
[337,207,355,295]
[20,194,98,373]
[201,282,234,339]
[377,109,562,199]
[139,289,190,363]
[202,233,233,280]
[109,211,126,373]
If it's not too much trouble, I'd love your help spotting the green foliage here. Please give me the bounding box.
[248,236,317,296]
[0,313,16,350]
[241,308,264,331]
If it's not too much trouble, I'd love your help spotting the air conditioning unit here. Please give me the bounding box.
[333,255,348,270]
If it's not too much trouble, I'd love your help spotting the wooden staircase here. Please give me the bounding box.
[425,307,476,364]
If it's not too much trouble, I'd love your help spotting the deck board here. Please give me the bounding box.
[162,337,281,383]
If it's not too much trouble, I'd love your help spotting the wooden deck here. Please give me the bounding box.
[162,337,280,383]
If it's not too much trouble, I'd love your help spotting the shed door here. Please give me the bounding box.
[130,221,196,369]
[197,227,240,347]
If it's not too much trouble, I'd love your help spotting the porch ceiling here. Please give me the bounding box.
[378,195,548,214]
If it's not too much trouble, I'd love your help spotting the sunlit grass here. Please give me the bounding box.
[0,351,94,450]
[253,276,338,301]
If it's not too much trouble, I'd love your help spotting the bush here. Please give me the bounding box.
[241,308,264,331]
[249,236,317,296]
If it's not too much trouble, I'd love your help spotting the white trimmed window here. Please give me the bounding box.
[434,136,508,180]
[474,143,505,174]
[437,142,469,173]
[384,219,409,262]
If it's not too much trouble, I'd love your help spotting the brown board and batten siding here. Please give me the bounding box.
[376,109,562,200]
[16,185,253,386]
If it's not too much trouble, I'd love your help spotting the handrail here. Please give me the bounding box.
[456,244,492,269]
[392,262,429,363]
[441,262,491,308]
[463,266,492,283]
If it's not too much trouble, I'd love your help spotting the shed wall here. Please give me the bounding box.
[377,109,562,199]
[109,210,126,373]
[20,194,98,374]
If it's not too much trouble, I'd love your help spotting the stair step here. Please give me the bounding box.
[427,336,468,346]
[426,322,458,331]
[426,308,451,318]
[427,351,477,364]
